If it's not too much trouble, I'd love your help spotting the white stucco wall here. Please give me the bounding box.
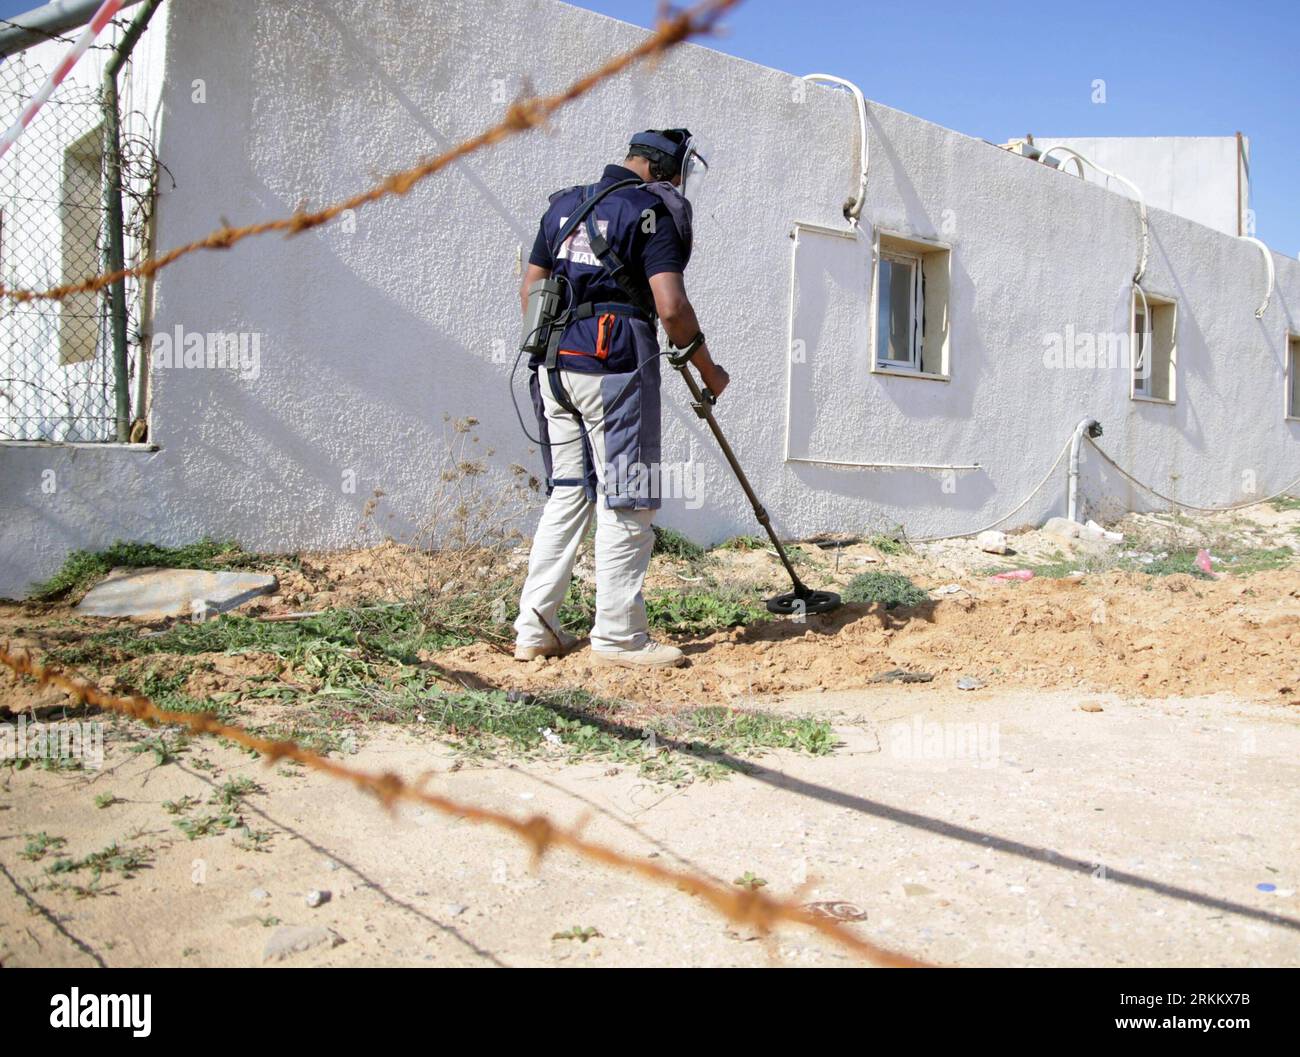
[1032,136,1249,238]
[0,0,1296,599]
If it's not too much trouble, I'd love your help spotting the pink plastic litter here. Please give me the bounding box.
[1195,549,1217,577]
[991,570,1035,582]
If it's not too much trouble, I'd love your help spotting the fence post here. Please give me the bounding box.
[101,0,162,443]
[101,70,129,442]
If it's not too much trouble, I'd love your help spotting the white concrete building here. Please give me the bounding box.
[0,0,1296,599]
[1022,135,1251,239]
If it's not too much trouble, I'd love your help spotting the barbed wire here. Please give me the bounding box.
[0,15,129,52]
[0,641,925,967]
[0,0,741,304]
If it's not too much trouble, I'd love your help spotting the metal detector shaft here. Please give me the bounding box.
[671,359,811,596]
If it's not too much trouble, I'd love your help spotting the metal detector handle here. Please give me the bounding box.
[671,359,810,596]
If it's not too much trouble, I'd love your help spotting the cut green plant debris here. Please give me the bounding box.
[843,571,929,609]
[213,777,262,809]
[652,525,706,562]
[162,795,199,815]
[866,531,910,556]
[21,832,67,861]
[380,683,835,784]
[716,534,766,551]
[553,926,602,942]
[52,603,463,671]
[644,588,768,633]
[555,583,768,636]
[1117,545,1293,579]
[684,706,835,756]
[982,555,1085,580]
[176,814,240,840]
[733,871,768,891]
[47,841,152,880]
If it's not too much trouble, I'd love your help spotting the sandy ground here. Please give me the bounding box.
[1,506,1298,967]
[1,683,1296,967]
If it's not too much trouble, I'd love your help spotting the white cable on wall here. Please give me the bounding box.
[907,431,1300,545]
[909,436,1074,543]
[1037,145,1149,284]
[787,455,980,471]
[801,73,868,227]
[1238,236,1275,318]
[1086,438,1300,513]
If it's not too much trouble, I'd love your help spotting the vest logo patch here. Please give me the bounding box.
[557,216,608,268]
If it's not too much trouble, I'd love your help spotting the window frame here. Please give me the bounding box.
[1130,287,1177,405]
[876,247,923,372]
[870,230,952,382]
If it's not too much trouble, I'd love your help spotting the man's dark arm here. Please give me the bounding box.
[648,271,729,397]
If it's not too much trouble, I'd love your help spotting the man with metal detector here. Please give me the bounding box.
[513,128,728,669]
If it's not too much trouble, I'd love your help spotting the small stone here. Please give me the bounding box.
[1079,702,1104,713]
[445,903,468,918]
[250,888,269,902]
[1085,519,1122,543]
[305,889,330,908]
[976,530,1009,555]
[323,859,339,871]
[1042,516,1082,540]
[956,676,985,691]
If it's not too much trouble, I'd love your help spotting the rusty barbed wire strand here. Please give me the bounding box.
[0,0,742,304]
[0,640,925,967]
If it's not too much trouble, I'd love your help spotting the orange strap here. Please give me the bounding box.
[595,312,615,361]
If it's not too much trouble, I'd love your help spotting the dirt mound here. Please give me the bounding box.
[439,568,1300,707]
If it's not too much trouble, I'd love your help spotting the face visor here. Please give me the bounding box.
[629,128,705,190]
[678,137,709,204]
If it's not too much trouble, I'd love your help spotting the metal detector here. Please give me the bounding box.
[668,343,842,617]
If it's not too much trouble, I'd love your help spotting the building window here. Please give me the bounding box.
[872,232,950,378]
[1132,290,1176,402]
[1288,334,1300,420]
[60,124,104,366]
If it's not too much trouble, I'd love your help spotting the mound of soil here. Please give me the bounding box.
[439,569,1300,707]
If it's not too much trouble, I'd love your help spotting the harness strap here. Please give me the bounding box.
[549,178,642,259]
[542,370,598,503]
[572,300,652,322]
[584,209,656,319]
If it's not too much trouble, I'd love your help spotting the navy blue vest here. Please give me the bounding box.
[537,165,692,373]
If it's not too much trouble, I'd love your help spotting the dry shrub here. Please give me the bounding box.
[353,415,543,648]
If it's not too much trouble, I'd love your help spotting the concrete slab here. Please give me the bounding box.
[75,567,277,620]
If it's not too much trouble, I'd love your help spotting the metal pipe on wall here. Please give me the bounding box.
[100,0,162,442]
[1068,416,1101,523]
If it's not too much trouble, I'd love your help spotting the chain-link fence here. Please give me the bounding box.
[0,51,158,443]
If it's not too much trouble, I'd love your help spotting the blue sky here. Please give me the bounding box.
[1,0,1293,252]
[569,0,1298,256]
